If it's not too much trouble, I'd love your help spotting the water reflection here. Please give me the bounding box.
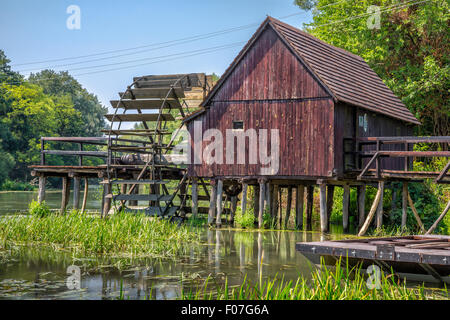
[0,229,344,300]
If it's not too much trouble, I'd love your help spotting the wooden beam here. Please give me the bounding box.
[425,200,450,235]
[230,196,237,223]
[60,177,71,214]
[258,180,266,228]
[272,184,279,219]
[326,185,335,227]
[253,185,260,223]
[191,178,198,219]
[407,192,425,232]
[285,186,293,229]
[103,183,112,218]
[402,183,408,229]
[80,178,88,213]
[208,181,217,226]
[241,182,248,216]
[319,184,327,232]
[38,176,46,204]
[358,181,384,236]
[376,181,385,230]
[342,185,350,232]
[357,185,366,228]
[216,179,224,227]
[73,177,81,210]
[295,185,304,230]
[305,186,314,230]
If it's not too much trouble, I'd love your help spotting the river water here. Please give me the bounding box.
[0,191,358,300]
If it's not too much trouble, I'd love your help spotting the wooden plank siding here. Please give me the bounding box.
[187,27,334,179]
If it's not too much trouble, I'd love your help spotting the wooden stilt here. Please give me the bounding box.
[295,185,304,230]
[402,182,408,229]
[208,181,217,225]
[319,184,327,232]
[241,182,248,215]
[103,183,112,217]
[129,175,139,206]
[191,178,198,218]
[305,186,314,229]
[230,196,237,223]
[357,184,366,228]
[258,180,266,228]
[73,177,81,210]
[284,186,293,229]
[272,184,279,219]
[80,178,88,213]
[278,187,283,227]
[265,182,271,217]
[342,185,350,232]
[407,191,425,232]
[60,177,71,214]
[38,176,46,204]
[358,181,384,236]
[216,179,224,227]
[425,201,450,235]
[376,181,385,230]
[326,185,335,226]
[253,185,260,223]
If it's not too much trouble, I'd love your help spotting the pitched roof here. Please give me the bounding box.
[190,16,420,125]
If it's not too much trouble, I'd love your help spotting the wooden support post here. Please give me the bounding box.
[295,185,304,230]
[216,179,224,227]
[80,178,88,213]
[208,181,217,226]
[425,201,450,235]
[103,183,112,218]
[402,182,408,229]
[376,181,385,230]
[319,184,328,233]
[191,178,198,219]
[230,196,237,223]
[38,176,46,204]
[265,182,271,217]
[73,177,81,210]
[357,185,366,228]
[129,175,139,206]
[358,181,384,236]
[407,192,425,232]
[326,185,335,226]
[305,186,314,229]
[253,185,260,222]
[241,182,248,215]
[284,186,293,229]
[342,185,350,232]
[60,177,71,214]
[258,179,266,229]
[272,184,279,219]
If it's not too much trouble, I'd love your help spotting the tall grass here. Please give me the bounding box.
[0,210,200,258]
[181,259,449,300]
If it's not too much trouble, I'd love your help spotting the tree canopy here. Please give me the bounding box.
[295,0,449,137]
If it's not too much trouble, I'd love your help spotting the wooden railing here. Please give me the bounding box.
[355,136,450,182]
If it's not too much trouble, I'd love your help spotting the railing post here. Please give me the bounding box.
[40,138,45,165]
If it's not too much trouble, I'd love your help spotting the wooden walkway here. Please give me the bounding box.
[296,235,450,284]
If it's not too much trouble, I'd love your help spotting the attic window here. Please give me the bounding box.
[232,121,244,130]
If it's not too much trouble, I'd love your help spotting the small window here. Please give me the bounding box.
[232,121,244,130]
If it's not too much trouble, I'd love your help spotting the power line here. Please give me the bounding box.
[11,0,348,68]
[1,0,431,84]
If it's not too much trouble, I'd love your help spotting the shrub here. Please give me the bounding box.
[235,207,255,229]
[28,200,51,217]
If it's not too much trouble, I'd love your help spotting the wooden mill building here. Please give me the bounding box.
[183,17,448,232]
[30,17,449,235]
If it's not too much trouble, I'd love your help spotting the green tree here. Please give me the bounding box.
[29,70,107,136]
[295,0,449,138]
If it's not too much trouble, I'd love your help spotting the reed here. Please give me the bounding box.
[181,259,449,300]
[0,210,200,258]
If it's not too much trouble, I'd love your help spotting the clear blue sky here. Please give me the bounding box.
[0,0,312,112]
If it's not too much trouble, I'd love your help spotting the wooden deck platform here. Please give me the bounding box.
[296,235,450,284]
